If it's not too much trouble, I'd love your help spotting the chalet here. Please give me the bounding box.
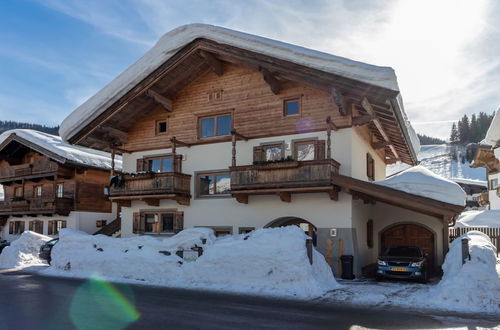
[0,129,121,241]
[59,24,465,276]
[472,107,500,209]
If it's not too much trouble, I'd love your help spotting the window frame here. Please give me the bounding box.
[30,220,44,234]
[197,226,233,237]
[490,178,498,190]
[140,210,179,235]
[238,227,255,234]
[33,185,43,198]
[14,186,23,198]
[292,138,318,161]
[283,97,301,117]
[56,183,64,198]
[144,154,178,173]
[155,119,168,135]
[197,112,233,139]
[195,170,231,198]
[260,141,286,162]
[48,220,66,235]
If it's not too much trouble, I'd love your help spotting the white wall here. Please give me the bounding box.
[488,172,500,210]
[351,128,386,181]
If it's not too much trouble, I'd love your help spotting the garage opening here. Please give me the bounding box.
[381,223,435,269]
[265,217,317,246]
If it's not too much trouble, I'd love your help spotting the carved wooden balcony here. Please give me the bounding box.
[230,159,341,203]
[0,198,74,216]
[0,160,72,184]
[108,172,192,206]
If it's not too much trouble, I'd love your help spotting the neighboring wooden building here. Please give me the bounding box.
[0,129,120,241]
[60,24,465,276]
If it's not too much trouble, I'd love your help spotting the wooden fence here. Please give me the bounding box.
[449,227,500,257]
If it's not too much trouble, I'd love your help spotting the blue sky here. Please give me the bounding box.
[1,0,499,139]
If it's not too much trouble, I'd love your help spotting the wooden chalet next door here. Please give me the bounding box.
[381,224,435,269]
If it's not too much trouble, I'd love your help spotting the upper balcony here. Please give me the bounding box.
[230,159,341,203]
[108,172,192,206]
[0,160,73,184]
[0,197,74,216]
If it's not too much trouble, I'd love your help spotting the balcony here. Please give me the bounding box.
[0,197,74,216]
[108,172,192,206]
[0,160,72,184]
[230,159,341,203]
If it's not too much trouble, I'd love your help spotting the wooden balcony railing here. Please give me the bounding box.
[109,172,191,205]
[0,197,74,216]
[230,159,341,203]
[0,160,71,182]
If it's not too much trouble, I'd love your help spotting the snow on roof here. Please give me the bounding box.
[481,106,500,147]
[59,24,419,158]
[0,129,121,171]
[450,177,487,187]
[375,165,466,206]
[454,210,500,228]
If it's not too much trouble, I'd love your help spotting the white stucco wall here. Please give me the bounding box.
[488,172,500,210]
[351,128,386,181]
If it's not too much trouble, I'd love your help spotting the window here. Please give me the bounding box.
[9,221,25,235]
[14,187,23,198]
[367,153,375,181]
[294,141,316,161]
[239,227,255,234]
[29,220,44,234]
[133,211,183,234]
[48,220,66,235]
[284,98,300,116]
[156,120,167,135]
[208,89,223,101]
[147,156,174,173]
[34,186,42,198]
[197,172,231,197]
[199,114,232,138]
[490,179,498,190]
[56,184,64,198]
[263,144,284,161]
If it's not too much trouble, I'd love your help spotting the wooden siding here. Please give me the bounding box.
[123,63,347,152]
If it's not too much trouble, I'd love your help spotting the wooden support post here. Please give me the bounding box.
[278,192,291,203]
[260,67,280,94]
[234,194,248,204]
[142,198,160,207]
[172,137,177,173]
[326,117,332,159]
[232,133,237,167]
[111,148,116,176]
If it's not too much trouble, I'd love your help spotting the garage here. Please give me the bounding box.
[381,223,435,269]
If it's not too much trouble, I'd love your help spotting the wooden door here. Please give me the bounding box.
[381,224,435,269]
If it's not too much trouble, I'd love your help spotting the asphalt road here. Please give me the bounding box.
[0,271,498,330]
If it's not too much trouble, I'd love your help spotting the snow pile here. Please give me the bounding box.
[0,129,122,171]
[455,210,500,228]
[0,231,51,269]
[423,231,500,313]
[376,165,466,205]
[44,226,339,298]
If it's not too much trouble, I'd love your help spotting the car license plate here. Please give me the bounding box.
[391,267,408,272]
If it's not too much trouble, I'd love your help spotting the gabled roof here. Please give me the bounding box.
[59,23,419,164]
[481,106,500,148]
[0,129,121,171]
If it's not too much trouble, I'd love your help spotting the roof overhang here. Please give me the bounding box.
[0,133,66,164]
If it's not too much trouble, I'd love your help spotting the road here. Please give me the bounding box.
[0,271,498,330]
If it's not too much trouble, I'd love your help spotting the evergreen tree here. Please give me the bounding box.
[458,115,470,143]
[470,114,478,142]
[450,122,459,144]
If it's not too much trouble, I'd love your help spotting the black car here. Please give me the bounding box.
[39,238,59,264]
[376,246,428,283]
[0,240,10,254]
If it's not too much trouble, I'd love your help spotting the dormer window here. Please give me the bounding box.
[156,120,167,135]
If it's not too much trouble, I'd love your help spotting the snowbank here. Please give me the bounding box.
[455,210,500,228]
[422,231,500,313]
[376,165,466,206]
[0,129,122,171]
[43,227,339,298]
[0,231,51,269]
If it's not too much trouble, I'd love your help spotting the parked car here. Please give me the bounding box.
[39,238,59,264]
[0,240,10,254]
[376,246,428,283]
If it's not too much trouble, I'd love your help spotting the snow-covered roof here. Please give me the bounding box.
[375,165,466,206]
[451,178,487,188]
[455,210,500,228]
[0,129,122,171]
[481,106,500,148]
[59,24,419,160]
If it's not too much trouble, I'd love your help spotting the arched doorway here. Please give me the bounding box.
[265,217,317,245]
[381,223,435,269]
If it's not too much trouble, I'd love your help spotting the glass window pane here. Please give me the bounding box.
[201,118,215,137]
[161,214,174,232]
[264,146,283,161]
[162,158,173,172]
[216,115,232,136]
[149,159,161,173]
[215,174,231,194]
[199,175,215,195]
[285,100,299,116]
[296,143,315,161]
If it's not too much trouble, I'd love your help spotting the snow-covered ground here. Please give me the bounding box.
[0,231,51,269]
[41,227,339,299]
[388,145,487,181]
[455,210,500,227]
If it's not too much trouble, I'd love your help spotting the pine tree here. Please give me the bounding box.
[458,115,470,144]
[470,114,478,142]
[450,123,459,144]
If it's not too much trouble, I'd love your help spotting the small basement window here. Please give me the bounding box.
[284,98,300,116]
[156,120,167,135]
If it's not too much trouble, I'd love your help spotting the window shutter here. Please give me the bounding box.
[136,159,145,172]
[48,221,54,235]
[9,222,13,234]
[253,146,264,163]
[173,212,184,234]
[61,221,67,229]
[367,153,375,181]
[175,155,183,173]
[29,221,34,231]
[19,221,25,233]
[315,140,326,160]
[133,212,140,234]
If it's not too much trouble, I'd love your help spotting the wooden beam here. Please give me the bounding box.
[361,97,399,160]
[142,198,160,207]
[174,196,190,206]
[231,129,249,141]
[352,114,375,127]
[372,140,389,150]
[326,116,338,132]
[170,136,191,148]
[145,89,173,112]
[331,87,347,116]
[100,126,128,144]
[234,194,248,204]
[260,67,280,94]
[199,50,223,76]
[278,192,291,203]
